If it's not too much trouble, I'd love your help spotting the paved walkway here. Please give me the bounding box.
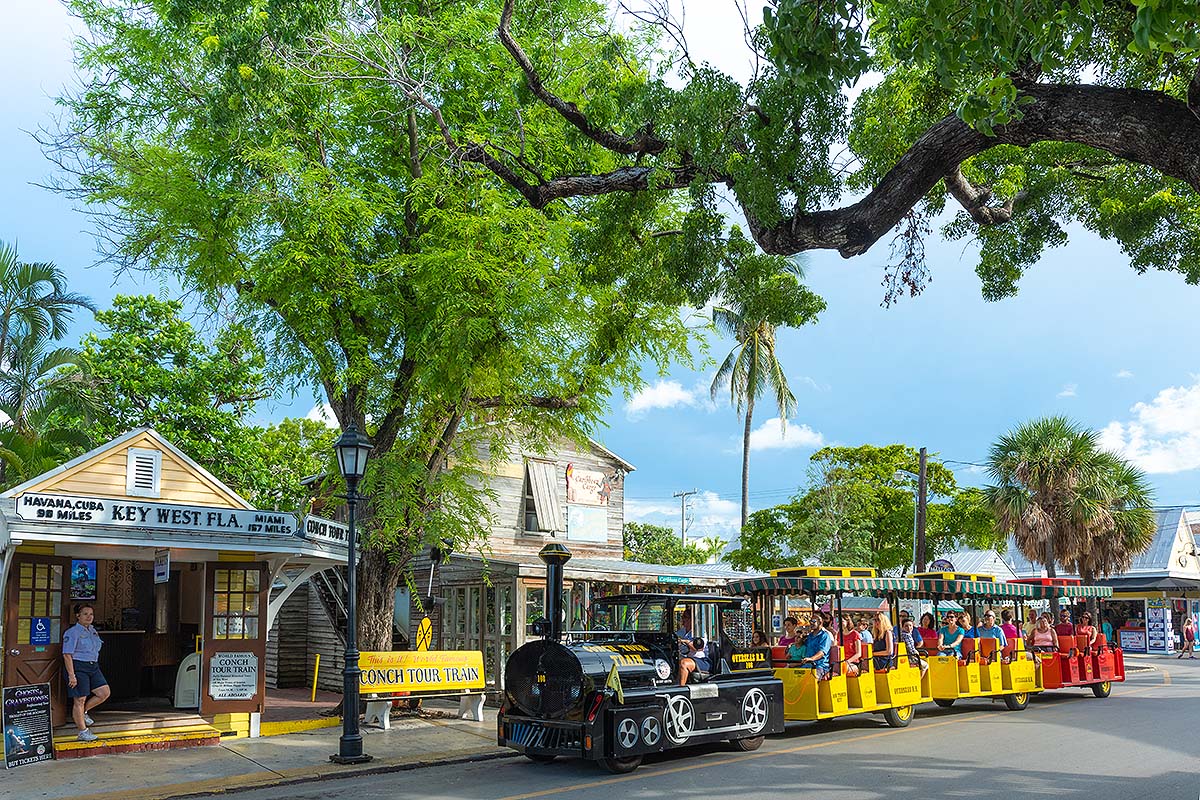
[19,703,510,800]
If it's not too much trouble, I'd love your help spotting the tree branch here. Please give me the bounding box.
[1189,61,1200,122]
[469,394,581,410]
[944,167,1025,225]
[499,0,667,156]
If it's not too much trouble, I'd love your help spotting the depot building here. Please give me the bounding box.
[0,428,348,756]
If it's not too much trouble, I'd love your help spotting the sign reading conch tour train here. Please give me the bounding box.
[358,651,485,693]
[15,492,296,535]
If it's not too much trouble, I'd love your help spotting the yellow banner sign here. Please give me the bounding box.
[358,650,485,693]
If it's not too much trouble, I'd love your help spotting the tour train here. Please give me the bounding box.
[497,545,1125,773]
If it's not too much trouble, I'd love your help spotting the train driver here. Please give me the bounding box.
[787,614,833,678]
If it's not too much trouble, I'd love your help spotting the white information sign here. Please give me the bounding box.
[208,652,259,701]
[566,504,607,543]
[15,492,296,536]
[153,548,170,584]
[300,515,350,548]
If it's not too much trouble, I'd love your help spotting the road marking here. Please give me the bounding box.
[494,717,970,800]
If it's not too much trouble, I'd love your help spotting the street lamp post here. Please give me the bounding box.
[894,469,920,573]
[331,423,374,765]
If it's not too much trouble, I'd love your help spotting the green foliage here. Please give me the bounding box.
[239,417,338,513]
[64,295,269,495]
[726,444,1004,574]
[623,522,725,566]
[986,415,1157,579]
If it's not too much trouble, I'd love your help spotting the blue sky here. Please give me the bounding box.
[7,1,1200,543]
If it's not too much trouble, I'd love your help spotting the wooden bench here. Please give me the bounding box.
[364,690,488,729]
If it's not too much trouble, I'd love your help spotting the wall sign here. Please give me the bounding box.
[299,515,351,550]
[208,652,259,701]
[16,492,296,536]
[3,684,55,769]
[566,504,607,543]
[1146,599,1170,653]
[154,549,170,584]
[29,619,51,646]
[565,464,614,506]
[359,651,485,693]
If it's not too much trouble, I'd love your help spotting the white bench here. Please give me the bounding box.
[363,691,487,729]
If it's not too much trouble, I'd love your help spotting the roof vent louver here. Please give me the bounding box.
[126,447,162,498]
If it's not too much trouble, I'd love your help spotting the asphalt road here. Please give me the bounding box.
[217,660,1198,800]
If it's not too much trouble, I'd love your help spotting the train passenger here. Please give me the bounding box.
[872,612,896,670]
[679,637,710,685]
[937,613,964,656]
[1026,613,1059,652]
[1023,610,1039,637]
[1054,608,1075,638]
[1000,609,1020,642]
[788,614,833,678]
[778,617,800,648]
[1101,614,1114,641]
[840,614,862,676]
[857,617,874,646]
[751,630,769,648]
[1074,612,1098,648]
[958,612,975,638]
[916,613,937,646]
[897,618,929,676]
[675,610,693,651]
[975,611,1008,660]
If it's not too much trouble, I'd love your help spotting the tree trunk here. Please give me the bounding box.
[1079,563,1100,633]
[1043,537,1057,579]
[740,393,755,532]
[357,547,405,651]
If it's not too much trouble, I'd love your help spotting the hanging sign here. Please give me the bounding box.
[3,684,56,769]
[154,548,170,584]
[299,515,350,548]
[565,464,614,506]
[208,652,259,701]
[15,492,296,536]
[359,651,485,693]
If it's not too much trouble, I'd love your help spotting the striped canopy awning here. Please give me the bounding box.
[727,575,1113,600]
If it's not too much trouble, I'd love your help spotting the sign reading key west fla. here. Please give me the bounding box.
[358,651,485,693]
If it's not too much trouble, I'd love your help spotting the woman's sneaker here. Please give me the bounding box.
[77,730,98,742]
[84,715,94,726]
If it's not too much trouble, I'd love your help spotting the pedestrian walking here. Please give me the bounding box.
[1178,617,1196,659]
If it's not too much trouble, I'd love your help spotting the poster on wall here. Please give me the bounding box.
[70,559,96,601]
[565,464,613,506]
[1146,599,1170,652]
[566,504,607,542]
[3,684,56,769]
[208,652,259,701]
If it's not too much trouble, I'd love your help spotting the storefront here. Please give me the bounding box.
[0,428,345,755]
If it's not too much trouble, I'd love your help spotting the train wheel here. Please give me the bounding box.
[883,705,914,728]
[933,698,955,708]
[1091,681,1112,698]
[525,753,557,764]
[1003,692,1029,711]
[731,736,765,751]
[601,755,643,774]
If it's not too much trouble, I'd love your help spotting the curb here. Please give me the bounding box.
[73,747,519,800]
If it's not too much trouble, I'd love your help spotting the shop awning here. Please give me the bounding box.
[1098,576,1200,591]
[726,575,1110,600]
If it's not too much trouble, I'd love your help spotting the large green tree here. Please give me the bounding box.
[48,0,821,647]
[727,444,1004,573]
[986,416,1156,581]
[284,0,1200,302]
[622,522,726,567]
[709,236,823,530]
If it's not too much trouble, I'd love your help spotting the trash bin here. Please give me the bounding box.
[174,651,202,709]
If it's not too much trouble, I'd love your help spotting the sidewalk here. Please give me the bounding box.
[20,703,512,800]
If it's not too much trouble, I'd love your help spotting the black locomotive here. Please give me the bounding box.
[498,542,784,773]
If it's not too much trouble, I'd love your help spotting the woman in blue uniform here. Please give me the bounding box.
[62,603,110,742]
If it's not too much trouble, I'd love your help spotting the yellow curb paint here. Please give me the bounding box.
[259,717,341,737]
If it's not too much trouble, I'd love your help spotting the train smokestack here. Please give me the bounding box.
[538,541,572,640]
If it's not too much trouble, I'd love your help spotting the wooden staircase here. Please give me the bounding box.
[53,710,222,758]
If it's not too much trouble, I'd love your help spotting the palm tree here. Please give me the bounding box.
[708,240,823,531]
[0,241,95,367]
[986,416,1156,581]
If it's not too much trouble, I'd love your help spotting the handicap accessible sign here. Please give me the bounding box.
[30,618,50,646]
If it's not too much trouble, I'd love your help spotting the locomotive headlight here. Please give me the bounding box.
[654,659,671,680]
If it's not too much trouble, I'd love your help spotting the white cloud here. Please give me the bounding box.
[626,380,698,416]
[1057,384,1077,398]
[747,417,825,451]
[1100,377,1200,473]
[625,490,744,547]
[306,402,335,423]
[1115,369,1134,379]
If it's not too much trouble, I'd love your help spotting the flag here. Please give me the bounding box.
[605,663,624,703]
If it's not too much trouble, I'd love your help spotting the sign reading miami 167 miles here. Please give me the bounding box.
[359,651,485,693]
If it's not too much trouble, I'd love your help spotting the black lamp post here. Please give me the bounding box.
[331,422,374,765]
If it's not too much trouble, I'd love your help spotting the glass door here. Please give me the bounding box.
[3,556,69,726]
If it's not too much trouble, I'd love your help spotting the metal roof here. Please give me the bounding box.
[944,549,1020,581]
[1000,509,1185,578]
[726,574,1110,600]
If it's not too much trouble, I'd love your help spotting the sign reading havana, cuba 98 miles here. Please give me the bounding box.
[16,492,296,536]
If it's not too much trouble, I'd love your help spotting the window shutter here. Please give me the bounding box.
[126,448,162,498]
[525,459,563,532]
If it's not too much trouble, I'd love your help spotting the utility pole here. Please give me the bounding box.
[916,447,928,572]
[673,488,698,544]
